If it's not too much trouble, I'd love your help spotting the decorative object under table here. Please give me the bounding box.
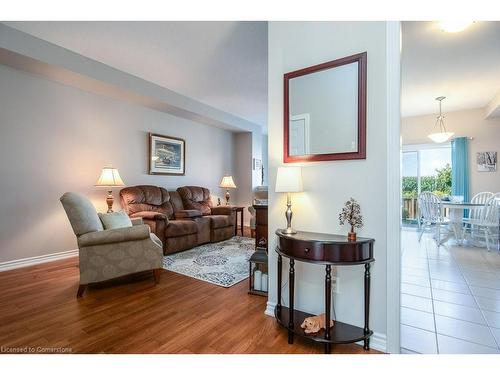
[275,230,375,354]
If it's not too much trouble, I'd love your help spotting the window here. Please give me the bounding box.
[402,144,452,224]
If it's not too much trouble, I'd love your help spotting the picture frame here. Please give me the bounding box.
[476,151,497,172]
[283,52,367,163]
[148,133,185,175]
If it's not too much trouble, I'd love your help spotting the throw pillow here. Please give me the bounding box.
[98,211,133,230]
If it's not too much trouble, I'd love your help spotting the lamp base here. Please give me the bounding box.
[106,190,114,213]
[280,228,297,235]
[282,193,297,235]
[225,190,230,205]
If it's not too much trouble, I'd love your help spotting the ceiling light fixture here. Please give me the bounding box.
[439,21,474,33]
[428,96,454,143]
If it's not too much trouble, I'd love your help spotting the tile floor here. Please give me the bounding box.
[401,229,500,354]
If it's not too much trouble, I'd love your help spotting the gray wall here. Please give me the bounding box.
[268,21,389,345]
[0,64,236,263]
[233,132,253,225]
[402,108,500,195]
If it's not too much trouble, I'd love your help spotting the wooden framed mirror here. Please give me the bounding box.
[284,52,367,163]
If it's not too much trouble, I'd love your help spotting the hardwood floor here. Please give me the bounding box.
[0,231,379,354]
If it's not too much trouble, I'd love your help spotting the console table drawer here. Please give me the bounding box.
[278,237,324,261]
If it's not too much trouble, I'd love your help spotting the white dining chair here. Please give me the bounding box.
[463,195,500,252]
[461,192,494,244]
[417,192,450,245]
[463,192,494,224]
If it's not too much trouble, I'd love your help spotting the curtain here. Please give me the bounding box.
[451,137,470,206]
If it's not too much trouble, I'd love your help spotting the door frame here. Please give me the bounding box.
[289,113,311,155]
[386,20,402,354]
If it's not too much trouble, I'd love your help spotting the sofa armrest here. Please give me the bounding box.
[78,225,151,247]
[130,211,169,222]
[210,206,235,216]
[131,217,144,226]
[175,209,202,219]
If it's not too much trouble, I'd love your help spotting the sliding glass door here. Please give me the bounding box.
[402,144,452,225]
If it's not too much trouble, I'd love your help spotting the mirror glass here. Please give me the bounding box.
[284,52,367,163]
[288,61,359,156]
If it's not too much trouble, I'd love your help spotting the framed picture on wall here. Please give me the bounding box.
[476,151,497,172]
[149,133,185,175]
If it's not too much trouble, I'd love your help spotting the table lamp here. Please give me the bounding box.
[275,166,303,234]
[219,175,237,205]
[95,167,125,213]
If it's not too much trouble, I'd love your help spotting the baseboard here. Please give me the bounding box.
[265,300,276,316]
[356,331,387,353]
[264,300,387,353]
[0,249,78,272]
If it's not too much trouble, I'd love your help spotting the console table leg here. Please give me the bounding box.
[325,264,332,354]
[277,254,282,314]
[363,262,371,350]
[288,258,295,344]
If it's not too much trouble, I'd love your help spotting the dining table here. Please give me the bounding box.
[441,201,484,245]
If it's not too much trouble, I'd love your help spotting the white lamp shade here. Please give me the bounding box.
[95,167,125,187]
[219,175,237,189]
[428,132,454,143]
[275,167,303,193]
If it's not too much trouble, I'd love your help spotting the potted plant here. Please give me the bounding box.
[338,198,363,241]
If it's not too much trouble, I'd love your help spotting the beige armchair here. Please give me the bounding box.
[60,192,163,297]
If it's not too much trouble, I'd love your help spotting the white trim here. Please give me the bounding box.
[355,332,387,353]
[0,249,78,272]
[265,300,276,317]
[385,21,402,354]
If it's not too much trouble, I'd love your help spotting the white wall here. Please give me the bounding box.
[402,108,500,195]
[267,22,389,346]
[0,64,236,263]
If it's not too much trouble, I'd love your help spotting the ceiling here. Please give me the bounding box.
[402,21,500,117]
[4,21,268,129]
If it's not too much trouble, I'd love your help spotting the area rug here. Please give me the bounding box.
[162,236,255,287]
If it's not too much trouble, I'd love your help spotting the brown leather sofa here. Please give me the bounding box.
[120,185,235,254]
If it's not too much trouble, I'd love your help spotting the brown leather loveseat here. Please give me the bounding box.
[120,185,235,254]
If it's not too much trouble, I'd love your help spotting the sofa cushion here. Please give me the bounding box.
[120,185,175,219]
[175,209,202,219]
[60,192,103,236]
[209,215,232,229]
[130,211,169,221]
[165,220,198,237]
[98,211,133,230]
[177,186,212,215]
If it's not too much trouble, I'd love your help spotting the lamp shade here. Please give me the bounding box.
[428,132,454,143]
[219,175,237,189]
[95,167,125,187]
[275,167,303,193]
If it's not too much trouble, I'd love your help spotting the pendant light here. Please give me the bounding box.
[428,96,454,143]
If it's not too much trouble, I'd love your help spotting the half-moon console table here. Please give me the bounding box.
[275,230,375,354]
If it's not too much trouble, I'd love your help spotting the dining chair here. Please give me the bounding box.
[417,192,450,245]
[461,192,494,245]
[463,192,494,224]
[463,195,500,252]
